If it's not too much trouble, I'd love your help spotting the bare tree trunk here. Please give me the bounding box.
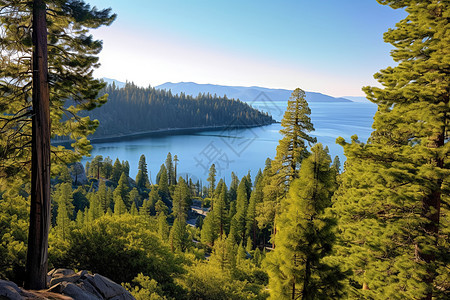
[25,0,50,290]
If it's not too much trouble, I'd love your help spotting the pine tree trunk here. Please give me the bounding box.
[291,277,296,300]
[25,0,50,290]
[301,258,311,300]
[420,129,445,300]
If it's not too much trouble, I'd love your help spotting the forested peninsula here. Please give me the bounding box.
[74,83,275,141]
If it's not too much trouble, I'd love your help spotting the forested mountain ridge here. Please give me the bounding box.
[78,83,275,139]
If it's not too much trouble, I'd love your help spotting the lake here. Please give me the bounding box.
[81,101,377,184]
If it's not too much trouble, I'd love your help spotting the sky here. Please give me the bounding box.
[87,0,407,97]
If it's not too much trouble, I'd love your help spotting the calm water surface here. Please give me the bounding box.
[81,101,377,183]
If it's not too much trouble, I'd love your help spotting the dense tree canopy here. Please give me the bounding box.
[71,83,275,140]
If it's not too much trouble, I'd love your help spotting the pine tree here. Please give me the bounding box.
[269,88,316,191]
[173,155,179,184]
[87,192,102,221]
[136,154,150,189]
[113,193,127,216]
[165,152,175,185]
[122,160,130,177]
[114,172,130,208]
[172,177,191,219]
[230,178,249,244]
[155,199,169,216]
[210,234,237,272]
[201,212,218,247]
[111,158,122,183]
[97,180,108,213]
[100,156,113,179]
[157,164,169,199]
[265,144,345,299]
[140,199,151,217]
[169,217,189,252]
[332,2,450,299]
[228,172,239,201]
[130,202,138,216]
[157,212,170,242]
[128,187,141,208]
[246,178,263,248]
[207,164,217,198]
[55,183,74,241]
[213,183,228,238]
[331,155,341,175]
[236,242,246,266]
[0,0,114,288]
[148,187,161,215]
[90,156,103,179]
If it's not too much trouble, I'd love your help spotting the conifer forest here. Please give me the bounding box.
[0,0,448,299]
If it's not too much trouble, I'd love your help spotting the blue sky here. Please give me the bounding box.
[88,0,406,96]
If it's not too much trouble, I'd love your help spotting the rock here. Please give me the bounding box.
[61,282,100,300]
[53,268,76,277]
[50,274,81,287]
[48,282,65,294]
[86,274,134,300]
[78,280,104,299]
[76,270,89,279]
[69,162,88,185]
[0,269,135,300]
[0,280,23,300]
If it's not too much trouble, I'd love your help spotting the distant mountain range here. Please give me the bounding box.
[341,96,368,103]
[102,77,126,89]
[101,78,357,103]
[155,82,352,103]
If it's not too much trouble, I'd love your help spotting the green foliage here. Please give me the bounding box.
[213,182,228,238]
[111,158,123,183]
[50,214,182,295]
[165,153,175,186]
[54,183,74,240]
[157,213,170,242]
[0,188,29,283]
[126,273,167,300]
[270,88,316,190]
[155,199,169,216]
[157,165,169,200]
[180,262,268,300]
[0,0,115,185]
[113,172,130,208]
[172,177,191,219]
[231,178,249,244]
[169,217,190,252]
[136,154,150,190]
[97,181,109,213]
[332,1,450,298]
[265,144,345,299]
[113,193,127,216]
[207,164,217,197]
[200,211,218,246]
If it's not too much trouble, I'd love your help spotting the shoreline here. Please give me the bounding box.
[52,122,277,146]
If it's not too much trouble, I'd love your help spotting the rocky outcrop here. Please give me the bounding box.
[69,162,88,185]
[0,269,135,300]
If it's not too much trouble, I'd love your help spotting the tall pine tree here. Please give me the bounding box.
[265,144,345,299]
[0,0,115,288]
[332,1,449,299]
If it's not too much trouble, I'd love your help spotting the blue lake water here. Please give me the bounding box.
[81,101,377,183]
